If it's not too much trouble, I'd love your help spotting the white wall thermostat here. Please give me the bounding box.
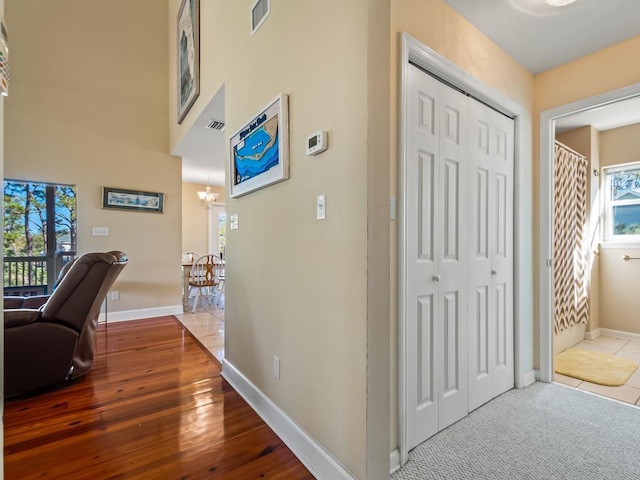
[306,130,328,156]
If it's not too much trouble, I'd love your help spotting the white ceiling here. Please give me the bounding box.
[555,95,640,133]
[443,0,640,74]
[443,0,640,133]
[177,1,640,184]
[173,86,226,186]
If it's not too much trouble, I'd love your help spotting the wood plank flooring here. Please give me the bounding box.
[3,316,314,479]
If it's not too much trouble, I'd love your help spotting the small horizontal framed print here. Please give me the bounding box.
[229,93,289,198]
[102,187,164,213]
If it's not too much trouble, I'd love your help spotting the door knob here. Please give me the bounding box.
[432,274,441,282]
[491,270,497,275]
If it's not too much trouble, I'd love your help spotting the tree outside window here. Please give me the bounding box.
[4,181,77,294]
[604,164,640,239]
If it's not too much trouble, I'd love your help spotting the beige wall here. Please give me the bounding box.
[6,0,181,314]
[599,123,640,168]
[181,182,224,256]
[170,1,390,478]
[390,0,535,452]
[598,123,640,334]
[536,37,640,115]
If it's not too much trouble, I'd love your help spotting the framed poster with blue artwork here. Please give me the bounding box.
[229,94,289,198]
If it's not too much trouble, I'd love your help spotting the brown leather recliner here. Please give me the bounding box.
[4,251,128,397]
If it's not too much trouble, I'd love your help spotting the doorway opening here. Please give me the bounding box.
[539,82,640,390]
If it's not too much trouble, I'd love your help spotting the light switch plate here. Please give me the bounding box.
[390,195,396,221]
[230,214,239,230]
[92,226,109,236]
[317,194,326,220]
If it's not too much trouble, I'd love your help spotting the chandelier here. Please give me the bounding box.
[197,185,219,209]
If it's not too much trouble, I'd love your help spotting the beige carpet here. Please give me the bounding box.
[555,348,638,386]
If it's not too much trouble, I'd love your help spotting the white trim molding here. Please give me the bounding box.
[98,305,183,323]
[599,328,640,343]
[523,369,537,387]
[398,32,533,467]
[538,82,640,383]
[585,329,601,341]
[390,449,401,474]
[221,359,355,480]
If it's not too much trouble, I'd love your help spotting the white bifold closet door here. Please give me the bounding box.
[467,97,514,412]
[405,64,514,450]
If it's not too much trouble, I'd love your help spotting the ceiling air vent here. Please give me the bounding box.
[206,119,225,131]
[250,0,270,37]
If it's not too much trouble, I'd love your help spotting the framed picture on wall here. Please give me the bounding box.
[177,0,200,124]
[228,93,289,198]
[102,187,165,213]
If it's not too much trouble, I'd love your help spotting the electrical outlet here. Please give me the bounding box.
[273,355,280,379]
[110,291,120,301]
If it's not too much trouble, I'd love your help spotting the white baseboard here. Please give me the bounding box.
[390,448,401,474]
[221,359,355,480]
[98,305,183,323]
[523,369,537,387]
[585,328,601,340]
[599,328,640,342]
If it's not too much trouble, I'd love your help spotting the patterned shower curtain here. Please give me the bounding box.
[553,141,590,334]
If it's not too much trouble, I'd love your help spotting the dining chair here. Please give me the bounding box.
[188,254,223,313]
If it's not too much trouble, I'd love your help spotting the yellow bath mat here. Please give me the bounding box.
[555,348,638,386]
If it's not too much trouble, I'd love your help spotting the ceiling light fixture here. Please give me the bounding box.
[197,184,219,210]
[545,0,577,6]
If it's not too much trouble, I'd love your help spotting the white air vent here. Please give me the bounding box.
[250,0,270,37]
[206,119,225,131]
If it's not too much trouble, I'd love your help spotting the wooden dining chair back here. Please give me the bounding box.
[188,254,223,313]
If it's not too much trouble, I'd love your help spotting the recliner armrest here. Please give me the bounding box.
[4,295,49,309]
[4,296,27,309]
[4,309,42,329]
[22,295,50,309]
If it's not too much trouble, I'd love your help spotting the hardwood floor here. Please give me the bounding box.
[4,316,314,479]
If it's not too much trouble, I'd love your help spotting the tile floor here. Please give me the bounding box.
[554,335,640,406]
[175,304,225,363]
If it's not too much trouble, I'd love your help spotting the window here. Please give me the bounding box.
[3,180,77,295]
[604,162,640,241]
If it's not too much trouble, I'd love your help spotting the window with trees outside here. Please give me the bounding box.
[4,181,77,296]
[604,162,640,241]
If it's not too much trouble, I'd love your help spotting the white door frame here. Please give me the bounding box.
[207,203,225,255]
[538,82,640,382]
[398,32,532,465]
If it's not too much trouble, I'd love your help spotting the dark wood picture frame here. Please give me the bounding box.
[102,187,165,213]
[177,0,200,124]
